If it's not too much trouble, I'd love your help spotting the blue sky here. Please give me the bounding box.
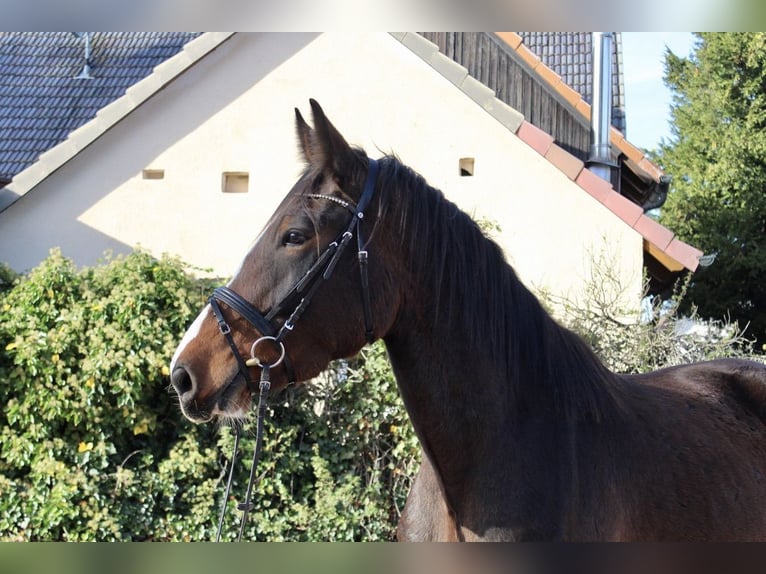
[621,32,697,152]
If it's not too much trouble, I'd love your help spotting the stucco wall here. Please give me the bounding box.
[0,32,643,308]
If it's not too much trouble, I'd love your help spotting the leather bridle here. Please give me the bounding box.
[210,157,379,541]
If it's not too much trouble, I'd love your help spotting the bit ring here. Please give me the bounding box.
[245,336,285,368]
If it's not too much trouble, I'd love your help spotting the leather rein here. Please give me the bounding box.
[209,158,379,541]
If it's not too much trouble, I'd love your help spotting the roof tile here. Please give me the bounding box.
[0,32,200,181]
[486,99,524,132]
[515,44,542,71]
[460,74,495,107]
[575,167,612,204]
[633,214,675,251]
[429,52,468,87]
[638,156,664,180]
[400,32,438,62]
[516,120,554,156]
[494,32,522,50]
[665,238,703,272]
[603,188,643,226]
[545,143,584,180]
[621,138,646,165]
[534,64,563,92]
[491,32,664,187]
[574,98,591,120]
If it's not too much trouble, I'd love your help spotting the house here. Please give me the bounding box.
[0,32,702,312]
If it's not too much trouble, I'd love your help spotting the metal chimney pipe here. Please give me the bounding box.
[588,32,615,182]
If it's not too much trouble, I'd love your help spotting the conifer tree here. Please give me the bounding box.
[657,33,766,347]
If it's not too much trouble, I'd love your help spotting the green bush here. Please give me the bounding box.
[0,249,419,541]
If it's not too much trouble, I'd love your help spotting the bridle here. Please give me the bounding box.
[208,157,379,541]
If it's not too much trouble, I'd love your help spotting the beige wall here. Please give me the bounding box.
[0,32,643,309]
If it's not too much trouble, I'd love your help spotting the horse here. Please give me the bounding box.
[170,99,766,541]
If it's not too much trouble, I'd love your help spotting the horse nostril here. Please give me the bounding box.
[171,366,196,399]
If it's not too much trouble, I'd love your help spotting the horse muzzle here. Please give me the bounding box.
[171,365,218,423]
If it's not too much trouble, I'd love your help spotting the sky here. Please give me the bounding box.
[621,32,698,152]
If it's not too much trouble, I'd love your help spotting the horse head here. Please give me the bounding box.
[170,100,399,423]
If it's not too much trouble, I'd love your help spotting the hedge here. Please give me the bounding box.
[0,249,419,541]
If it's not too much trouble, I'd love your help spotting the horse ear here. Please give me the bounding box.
[295,107,314,163]
[307,99,359,176]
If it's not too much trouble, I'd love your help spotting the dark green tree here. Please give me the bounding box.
[657,33,766,347]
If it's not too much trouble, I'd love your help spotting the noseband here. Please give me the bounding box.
[209,158,379,541]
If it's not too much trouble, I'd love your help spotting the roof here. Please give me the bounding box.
[0,32,202,182]
[0,32,702,275]
[488,33,690,279]
[395,33,702,273]
[495,32,664,183]
[516,32,626,133]
[0,32,233,211]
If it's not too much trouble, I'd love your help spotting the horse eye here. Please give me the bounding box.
[283,230,306,246]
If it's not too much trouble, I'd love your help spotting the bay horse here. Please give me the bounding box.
[170,99,766,541]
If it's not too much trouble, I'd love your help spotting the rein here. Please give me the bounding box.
[210,158,379,541]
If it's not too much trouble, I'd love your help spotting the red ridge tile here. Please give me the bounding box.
[638,157,664,180]
[544,143,584,180]
[516,121,554,156]
[495,32,522,50]
[515,44,542,71]
[666,238,703,272]
[633,215,674,251]
[604,191,643,226]
[575,168,612,204]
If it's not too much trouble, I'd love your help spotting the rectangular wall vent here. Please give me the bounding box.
[459,158,475,176]
[142,169,165,180]
[222,172,249,193]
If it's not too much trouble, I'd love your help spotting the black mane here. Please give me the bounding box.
[375,155,623,422]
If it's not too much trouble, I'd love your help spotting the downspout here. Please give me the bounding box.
[587,32,617,182]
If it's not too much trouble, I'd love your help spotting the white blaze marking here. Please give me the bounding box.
[170,215,277,373]
[170,304,211,372]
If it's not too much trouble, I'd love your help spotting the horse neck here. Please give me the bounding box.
[382,264,540,463]
[377,168,621,491]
